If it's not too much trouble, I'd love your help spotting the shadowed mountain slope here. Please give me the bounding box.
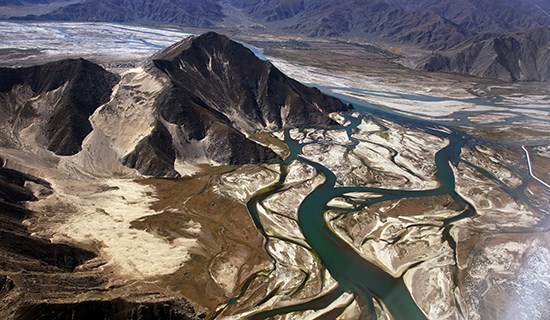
[417,27,550,81]
[0,58,119,155]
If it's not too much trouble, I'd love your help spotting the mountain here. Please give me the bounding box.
[0,58,119,155]
[227,0,550,49]
[79,32,348,177]
[225,0,550,80]
[0,0,52,5]
[0,31,348,318]
[390,0,550,33]
[17,0,224,27]
[6,0,550,80]
[417,27,550,81]
[239,0,548,80]
[0,32,348,178]
[229,0,472,50]
[14,0,550,41]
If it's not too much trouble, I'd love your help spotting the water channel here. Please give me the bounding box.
[241,96,479,319]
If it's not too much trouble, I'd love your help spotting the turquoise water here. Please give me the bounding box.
[240,97,477,319]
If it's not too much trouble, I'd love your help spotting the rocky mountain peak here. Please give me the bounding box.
[73,32,350,177]
[150,32,348,131]
[153,32,237,59]
[151,31,269,88]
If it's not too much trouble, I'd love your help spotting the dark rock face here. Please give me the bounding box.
[122,124,179,177]
[418,28,550,81]
[0,58,119,155]
[119,32,349,176]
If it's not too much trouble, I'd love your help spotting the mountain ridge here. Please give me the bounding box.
[417,27,550,81]
[5,0,550,81]
[12,0,225,26]
[0,58,119,155]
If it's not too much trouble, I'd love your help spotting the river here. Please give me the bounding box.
[241,96,480,319]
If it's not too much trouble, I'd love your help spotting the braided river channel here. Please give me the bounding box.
[245,97,477,319]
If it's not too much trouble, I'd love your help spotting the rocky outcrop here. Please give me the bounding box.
[121,124,178,177]
[418,28,550,81]
[0,58,119,155]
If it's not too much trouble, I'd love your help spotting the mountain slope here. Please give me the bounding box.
[227,0,550,80]
[0,58,119,155]
[389,0,550,33]
[14,0,550,41]
[229,0,472,50]
[234,0,550,32]
[78,32,349,177]
[417,27,550,81]
[0,0,52,5]
[0,166,95,273]
[18,0,224,26]
[227,0,550,49]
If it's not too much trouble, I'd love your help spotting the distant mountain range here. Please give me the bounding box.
[418,27,550,81]
[2,0,550,81]
[0,0,52,5]
[8,0,225,26]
